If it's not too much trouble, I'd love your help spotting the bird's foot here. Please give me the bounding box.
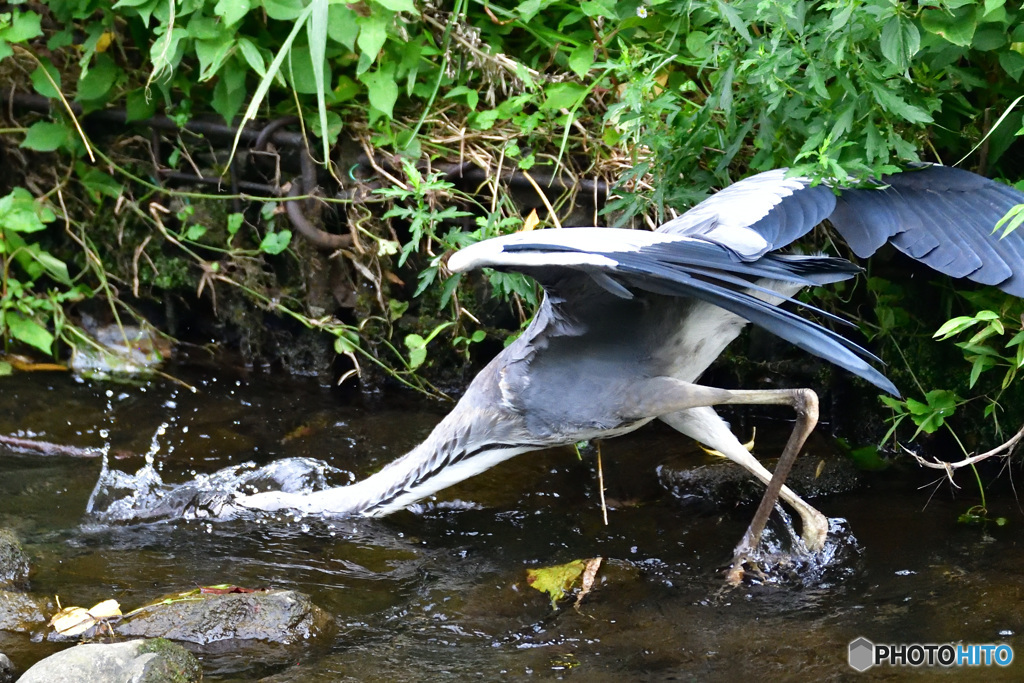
[725,551,766,586]
[800,507,830,553]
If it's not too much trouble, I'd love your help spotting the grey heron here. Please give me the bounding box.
[240,164,1024,579]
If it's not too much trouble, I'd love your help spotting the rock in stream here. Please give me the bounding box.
[18,638,200,683]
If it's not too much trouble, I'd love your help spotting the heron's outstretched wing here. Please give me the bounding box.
[660,165,1024,295]
[449,228,897,395]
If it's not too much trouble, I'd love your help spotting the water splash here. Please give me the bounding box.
[85,424,351,523]
[741,511,860,587]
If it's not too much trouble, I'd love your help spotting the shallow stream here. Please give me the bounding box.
[1,365,1022,680]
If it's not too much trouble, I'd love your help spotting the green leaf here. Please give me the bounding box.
[359,63,398,118]
[30,61,62,99]
[880,16,920,71]
[371,0,417,12]
[685,31,711,59]
[261,0,306,21]
[542,82,587,111]
[869,82,932,124]
[259,229,292,254]
[934,315,981,339]
[184,224,208,241]
[716,0,751,42]
[4,312,54,355]
[0,360,11,377]
[580,0,617,19]
[226,212,244,236]
[125,90,157,121]
[76,55,119,102]
[327,4,359,50]
[0,10,43,43]
[211,59,248,123]
[21,121,69,152]
[921,7,977,47]
[235,38,265,77]
[446,85,479,110]
[405,333,427,370]
[196,35,234,81]
[356,11,389,63]
[76,165,123,202]
[526,560,586,609]
[0,189,49,233]
[214,0,251,25]
[568,44,594,78]
[29,248,71,284]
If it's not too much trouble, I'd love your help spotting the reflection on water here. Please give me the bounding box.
[0,367,1021,680]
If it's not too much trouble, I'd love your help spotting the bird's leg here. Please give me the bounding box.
[660,406,828,553]
[628,379,821,581]
[719,388,819,584]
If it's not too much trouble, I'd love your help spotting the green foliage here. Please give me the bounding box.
[0,189,82,355]
[1,0,1023,402]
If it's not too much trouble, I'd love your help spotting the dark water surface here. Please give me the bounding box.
[1,366,1022,681]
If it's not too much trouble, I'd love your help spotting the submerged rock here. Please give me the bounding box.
[18,638,200,683]
[658,435,862,504]
[0,529,30,588]
[114,588,334,645]
[0,653,13,683]
[0,590,50,632]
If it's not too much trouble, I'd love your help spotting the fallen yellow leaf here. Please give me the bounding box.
[522,208,540,232]
[526,559,586,609]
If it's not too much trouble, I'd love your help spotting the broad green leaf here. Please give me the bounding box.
[286,43,330,95]
[685,31,711,59]
[261,0,306,21]
[226,213,244,236]
[568,44,594,78]
[214,0,251,25]
[76,165,123,202]
[405,333,427,369]
[542,82,587,111]
[30,61,62,99]
[356,11,388,62]
[880,16,920,71]
[446,85,478,110]
[237,38,266,77]
[21,121,69,152]
[4,312,54,355]
[580,0,617,19]
[371,0,417,12]
[360,63,398,118]
[33,250,71,284]
[526,560,586,609]
[921,7,977,47]
[212,61,248,123]
[125,90,157,121]
[0,10,43,43]
[259,229,292,254]
[0,361,11,376]
[76,54,119,102]
[327,4,359,50]
[0,188,49,233]
[998,51,1024,81]
[196,35,234,81]
[515,0,547,22]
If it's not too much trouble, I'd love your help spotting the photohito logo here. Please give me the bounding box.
[849,637,1014,671]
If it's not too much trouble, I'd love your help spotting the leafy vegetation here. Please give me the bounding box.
[0,1,1022,443]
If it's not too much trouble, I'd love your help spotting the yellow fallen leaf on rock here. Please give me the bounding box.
[49,598,122,636]
[527,558,602,610]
